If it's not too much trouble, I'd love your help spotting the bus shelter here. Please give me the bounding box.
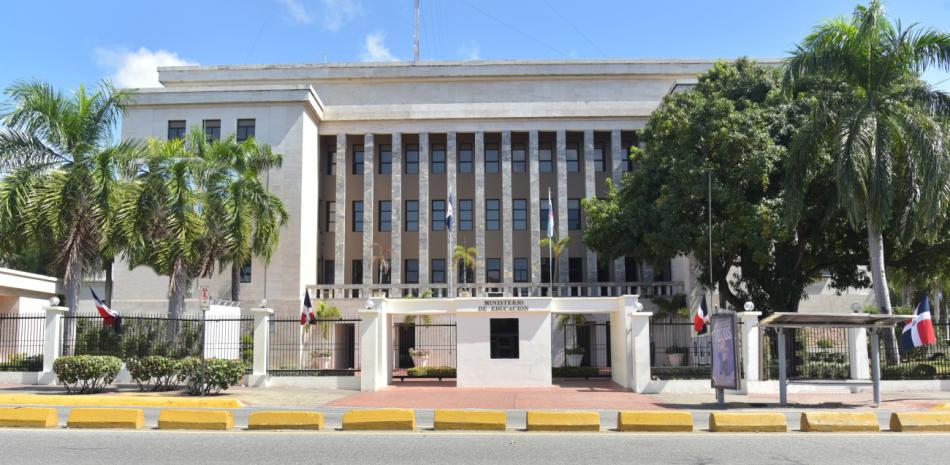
[759,312,911,406]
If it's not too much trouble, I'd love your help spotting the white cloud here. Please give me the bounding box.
[320,0,363,32]
[459,41,480,61]
[360,32,398,62]
[94,47,198,88]
[279,0,313,24]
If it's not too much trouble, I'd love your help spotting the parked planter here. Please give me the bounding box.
[566,354,584,367]
[667,353,685,367]
[411,355,429,368]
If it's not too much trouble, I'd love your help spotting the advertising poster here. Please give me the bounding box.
[710,312,740,390]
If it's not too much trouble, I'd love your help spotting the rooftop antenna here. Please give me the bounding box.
[413,0,420,63]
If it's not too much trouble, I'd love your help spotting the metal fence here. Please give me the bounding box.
[880,322,950,380]
[392,320,456,378]
[267,318,361,375]
[552,322,612,377]
[0,314,45,371]
[649,319,712,379]
[760,327,851,381]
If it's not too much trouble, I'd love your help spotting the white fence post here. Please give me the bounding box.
[848,325,870,380]
[360,298,390,392]
[738,311,762,394]
[613,295,652,393]
[39,303,68,385]
[248,307,273,387]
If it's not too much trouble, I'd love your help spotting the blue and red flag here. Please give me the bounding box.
[90,287,121,334]
[300,290,317,326]
[694,294,709,335]
[900,296,937,350]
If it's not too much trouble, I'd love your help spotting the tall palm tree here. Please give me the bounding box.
[200,133,288,302]
[784,0,950,361]
[0,80,137,315]
[540,236,572,283]
[453,244,476,284]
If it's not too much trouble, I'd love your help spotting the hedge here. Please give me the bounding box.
[127,356,183,392]
[53,355,123,394]
[552,366,602,378]
[178,357,245,395]
[405,366,456,378]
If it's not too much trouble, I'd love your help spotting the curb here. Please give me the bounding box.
[247,411,324,430]
[800,412,879,432]
[433,409,507,431]
[67,408,145,429]
[158,409,234,430]
[617,410,693,432]
[0,407,58,428]
[709,412,787,432]
[890,412,950,432]
[526,411,600,432]
[342,409,415,431]
[0,394,243,409]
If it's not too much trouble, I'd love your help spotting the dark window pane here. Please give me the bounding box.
[514,258,529,283]
[567,144,580,172]
[352,260,363,284]
[459,199,473,231]
[432,200,446,231]
[236,119,255,141]
[405,145,419,174]
[320,260,335,285]
[353,201,364,232]
[404,259,419,284]
[485,144,499,173]
[594,143,605,172]
[490,318,519,359]
[431,144,446,174]
[457,259,474,283]
[167,120,186,140]
[513,199,527,230]
[568,199,582,230]
[325,201,335,232]
[512,144,526,173]
[486,199,500,231]
[353,145,365,174]
[405,200,419,231]
[431,259,446,284]
[203,119,220,142]
[378,201,392,232]
[458,143,473,173]
[597,258,611,282]
[378,144,392,175]
[326,147,336,175]
[624,257,639,282]
[486,258,501,283]
[539,145,553,173]
[569,257,583,282]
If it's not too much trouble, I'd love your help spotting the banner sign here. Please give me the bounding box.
[710,312,740,390]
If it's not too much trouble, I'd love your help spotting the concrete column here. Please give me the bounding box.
[334,135,347,291]
[248,307,273,387]
[502,131,513,286]
[363,134,375,287]
[529,131,541,290]
[555,130,569,284]
[418,133,430,285]
[848,325,871,380]
[447,132,458,296]
[390,133,402,286]
[610,129,625,283]
[474,131,486,285]
[610,295,650,392]
[40,304,68,384]
[583,130,597,286]
[359,299,390,392]
[738,311,761,394]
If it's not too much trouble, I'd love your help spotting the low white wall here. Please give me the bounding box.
[456,312,552,388]
[645,379,950,394]
[262,375,361,390]
[0,371,40,385]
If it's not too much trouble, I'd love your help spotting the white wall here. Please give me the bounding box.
[455,312,552,388]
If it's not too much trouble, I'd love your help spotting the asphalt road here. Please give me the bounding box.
[2,429,949,465]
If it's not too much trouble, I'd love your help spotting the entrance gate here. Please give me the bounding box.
[554,322,612,378]
[392,321,457,379]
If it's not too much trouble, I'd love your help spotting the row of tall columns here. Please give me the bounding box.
[555,130,569,282]
[334,135,347,285]
[501,131,514,284]
[418,133,430,284]
[474,132,486,284]
[610,129,626,282]
[390,134,402,285]
[362,134,375,285]
[528,131,542,284]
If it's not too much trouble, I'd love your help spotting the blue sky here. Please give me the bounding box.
[1,0,948,92]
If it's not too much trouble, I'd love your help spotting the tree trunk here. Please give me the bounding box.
[104,259,113,308]
[167,260,187,319]
[867,217,900,363]
[63,258,82,356]
[231,262,241,302]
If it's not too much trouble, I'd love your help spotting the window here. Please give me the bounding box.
[485,144,499,173]
[568,199,582,230]
[457,259,474,283]
[486,258,501,283]
[624,257,639,282]
[569,257,583,282]
[353,201,364,232]
[513,199,527,230]
[594,143,606,172]
[378,201,392,232]
[597,258,611,283]
[539,145,553,173]
[490,318,519,359]
[325,201,335,232]
[540,204,550,233]
[352,260,363,284]
[236,119,255,141]
[486,199,500,231]
[459,199,473,231]
[320,260,335,285]
[405,144,419,174]
[240,260,252,283]
[566,144,580,172]
[405,200,419,231]
[431,259,446,283]
[378,144,392,175]
[512,144,526,173]
[325,146,336,175]
[353,145,365,174]
[376,260,391,284]
[541,260,551,283]
[431,144,446,174]
[655,260,673,281]
[167,120,186,140]
[514,258,529,283]
[203,119,220,142]
[404,259,419,284]
[431,200,446,231]
[458,143,473,173]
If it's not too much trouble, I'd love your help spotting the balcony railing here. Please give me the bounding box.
[308,281,684,300]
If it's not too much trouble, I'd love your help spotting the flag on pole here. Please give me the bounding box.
[90,287,121,334]
[446,193,454,231]
[301,290,317,326]
[900,296,937,349]
[546,189,555,239]
[694,294,709,335]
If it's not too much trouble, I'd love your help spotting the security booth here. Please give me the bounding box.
[358,295,652,392]
[759,312,911,406]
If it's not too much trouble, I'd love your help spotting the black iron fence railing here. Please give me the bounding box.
[649,319,712,379]
[552,322,612,378]
[0,314,45,371]
[392,321,456,379]
[880,322,950,380]
[267,318,360,375]
[760,327,851,381]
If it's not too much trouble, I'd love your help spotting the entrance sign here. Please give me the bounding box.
[710,312,739,390]
[477,299,529,312]
[199,286,210,312]
[455,298,546,313]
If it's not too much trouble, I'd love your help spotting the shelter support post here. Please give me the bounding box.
[870,328,881,406]
[778,327,787,406]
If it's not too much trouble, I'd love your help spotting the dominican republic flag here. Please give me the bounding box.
[90,287,121,334]
[446,193,454,231]
[300,290,317,326]
[546,189,555,239]
[900,296,937,350]
[694,294,709,335]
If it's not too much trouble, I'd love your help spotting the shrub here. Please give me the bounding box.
[0,353,43,372]
[405,366,455,378]
[127,356,182,392]
[53,355,122,394]
[816,338,834,349]
[178,357,245,395]
[552,366,600,378]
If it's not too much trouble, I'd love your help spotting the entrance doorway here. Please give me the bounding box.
[392,320,457,379]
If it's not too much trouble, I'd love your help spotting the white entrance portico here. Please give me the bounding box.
[358,295,651,392]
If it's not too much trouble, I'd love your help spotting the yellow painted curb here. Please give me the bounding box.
[158,409,234,430]
[433,410,506,431]
[617,410,693,432]
[248,411,324,430]
[67,408,145,429]
[890,412,950,432]
[934,404,950,411]
[0,407,58,428]
[0,394,242,409]
[342,409,415,431]
[526,411,600,432]
[709,412,787,432]
[800,412,879,432]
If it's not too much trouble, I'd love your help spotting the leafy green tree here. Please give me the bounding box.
[0,80,137,314]
[784,0,950,359]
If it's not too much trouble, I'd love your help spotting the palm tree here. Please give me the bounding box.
[0,80,137,315]
[784,0,950,361]
[200,134,288,302]
[453,244,476,284]
[540,236,572,284]
[311,301,342,339]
